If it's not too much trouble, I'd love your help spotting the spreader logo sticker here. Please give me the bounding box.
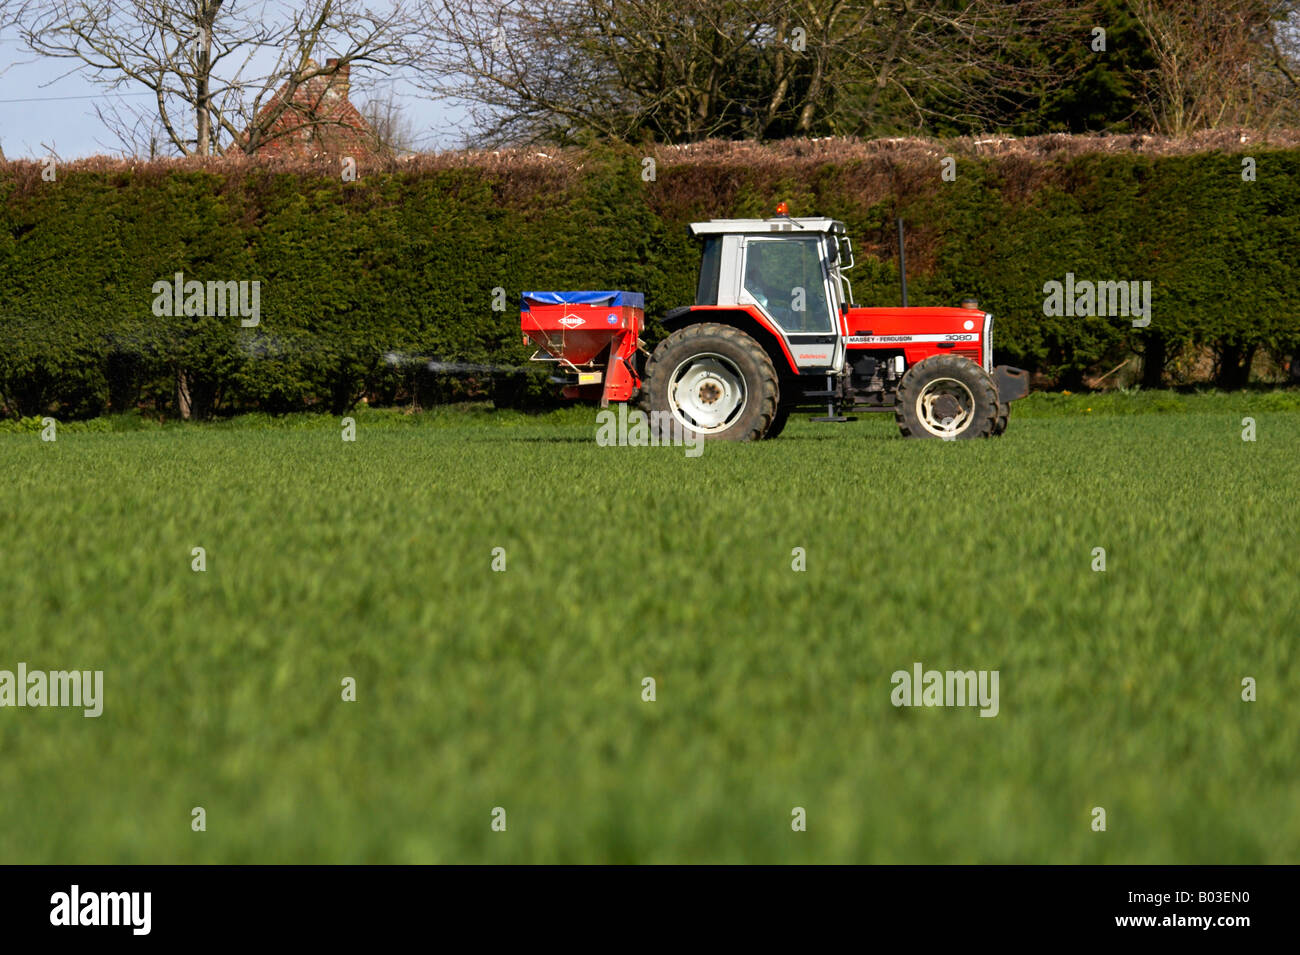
[606,313,619,325]
[558,315,585,328]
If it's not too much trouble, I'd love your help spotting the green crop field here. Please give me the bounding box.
[2,393,1297,863]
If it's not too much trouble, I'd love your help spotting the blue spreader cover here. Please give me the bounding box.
[522,290,645,310]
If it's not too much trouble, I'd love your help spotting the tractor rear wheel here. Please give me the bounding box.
[641,323,779,442]
[895,355,999,439]
[992,401,1009,436]
[762,401,792,440]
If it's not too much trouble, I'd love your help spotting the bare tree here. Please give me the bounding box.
[776,0,1089,136]
[1263,1,1300,125]
[7,1,419,157]
[358,88,418,153]
[1126,0,1300,134]
[412,0,1089,145]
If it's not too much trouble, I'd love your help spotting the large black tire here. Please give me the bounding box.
[641,323,779,442]
[762,401,793,440]
[895,355,999,439]
[992,401,1009,436]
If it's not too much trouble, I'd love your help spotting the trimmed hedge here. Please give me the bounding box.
[2,144,1298,417]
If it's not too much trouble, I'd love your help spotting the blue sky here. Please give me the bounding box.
[0,26,468,159]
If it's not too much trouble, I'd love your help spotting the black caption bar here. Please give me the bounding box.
[0,865,1282,942]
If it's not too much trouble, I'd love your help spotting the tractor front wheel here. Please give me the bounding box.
[641,323,780,442]
[895,355,999,439]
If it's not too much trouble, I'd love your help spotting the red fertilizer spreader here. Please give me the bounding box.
[520,291,644,405]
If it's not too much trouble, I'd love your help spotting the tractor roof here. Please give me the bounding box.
[689,217,846,236]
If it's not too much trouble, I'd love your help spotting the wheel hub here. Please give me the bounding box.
[668,353,747,434]
[916,376,975,437]
[930,393,962,421]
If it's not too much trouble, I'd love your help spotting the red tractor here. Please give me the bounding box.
[521,207,1028,440]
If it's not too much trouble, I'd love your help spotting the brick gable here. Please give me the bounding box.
[241,58,385,161]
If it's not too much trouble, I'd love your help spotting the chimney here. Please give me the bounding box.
[324,58,350,97]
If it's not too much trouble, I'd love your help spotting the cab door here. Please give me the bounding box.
[738,235,843,373]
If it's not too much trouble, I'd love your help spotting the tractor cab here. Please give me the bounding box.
[688,211,853,375]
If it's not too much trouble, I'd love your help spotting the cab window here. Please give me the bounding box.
[696,237,722,306]
[742,237,832,332]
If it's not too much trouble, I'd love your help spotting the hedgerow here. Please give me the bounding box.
[2,136,1297,417]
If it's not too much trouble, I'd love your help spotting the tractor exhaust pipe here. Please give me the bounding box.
[897,217,908,308]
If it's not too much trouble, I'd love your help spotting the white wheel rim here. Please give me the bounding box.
[916,377,975,437]
[668,352,746,434]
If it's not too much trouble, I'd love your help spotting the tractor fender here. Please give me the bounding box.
[659,305,800,377]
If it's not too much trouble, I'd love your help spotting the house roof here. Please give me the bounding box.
[240,58,383,160]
